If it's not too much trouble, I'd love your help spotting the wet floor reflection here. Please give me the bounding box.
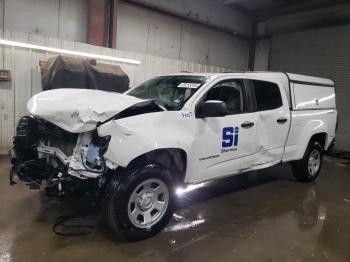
[1,156,350,261]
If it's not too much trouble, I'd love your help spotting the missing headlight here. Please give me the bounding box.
[84,135,111,171]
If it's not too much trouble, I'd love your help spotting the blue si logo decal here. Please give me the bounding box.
[221,126,239,153]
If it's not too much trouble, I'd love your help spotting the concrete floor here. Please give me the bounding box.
[1,155,350,262]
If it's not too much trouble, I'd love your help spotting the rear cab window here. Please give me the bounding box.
[252,80,283,111]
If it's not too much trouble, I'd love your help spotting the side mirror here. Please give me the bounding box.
[196,100,227,118]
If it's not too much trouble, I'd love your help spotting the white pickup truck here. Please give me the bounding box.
[11,72,337,240]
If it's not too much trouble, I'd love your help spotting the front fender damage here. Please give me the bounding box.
[97,100,167,167]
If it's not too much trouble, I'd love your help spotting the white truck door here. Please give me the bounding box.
[250,80,290,164]
[191,79,259,182]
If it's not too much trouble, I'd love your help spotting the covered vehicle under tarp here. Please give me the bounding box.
[41,55,130,92]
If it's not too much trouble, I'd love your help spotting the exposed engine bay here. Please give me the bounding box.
[10,86,169,200]
[11,116,114,198]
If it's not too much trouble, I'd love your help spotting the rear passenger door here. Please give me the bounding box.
[250,80,290,165]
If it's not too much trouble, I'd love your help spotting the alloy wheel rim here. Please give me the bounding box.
[308,149,321,176]
[128,178,169,228]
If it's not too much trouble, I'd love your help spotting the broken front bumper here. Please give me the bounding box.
[10,116,117,189]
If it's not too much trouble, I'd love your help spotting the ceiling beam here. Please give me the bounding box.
[226,3,254,16]
[214,0,253,16]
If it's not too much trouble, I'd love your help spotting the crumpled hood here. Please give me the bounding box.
[27,88,144,133]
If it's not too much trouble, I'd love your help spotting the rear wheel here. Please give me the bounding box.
[105,164,175,241]
[292,141,323,182]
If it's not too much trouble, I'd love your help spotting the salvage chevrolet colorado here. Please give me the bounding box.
[11,72,337,240]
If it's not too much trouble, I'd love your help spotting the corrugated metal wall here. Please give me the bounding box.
[0,30,233,154]
[269,25,350,151]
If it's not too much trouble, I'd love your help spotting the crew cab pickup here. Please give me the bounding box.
[11,72,337,240]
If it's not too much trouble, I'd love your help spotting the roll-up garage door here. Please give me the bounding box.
[270,25,350,151]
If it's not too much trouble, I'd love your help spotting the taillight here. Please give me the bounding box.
[335,112,339,133]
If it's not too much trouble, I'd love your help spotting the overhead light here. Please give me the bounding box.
[0,39,141,65]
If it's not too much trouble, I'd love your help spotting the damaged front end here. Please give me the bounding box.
[11,88,168,199]
[11,115,114,198]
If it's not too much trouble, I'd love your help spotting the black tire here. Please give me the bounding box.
[292,141,323,182]
[104,163,175,241]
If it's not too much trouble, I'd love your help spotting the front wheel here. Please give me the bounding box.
[292,141,323,182]
[105,164,175,241]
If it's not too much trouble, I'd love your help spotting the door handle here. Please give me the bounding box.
[277,117,288,124]
[241,121,255,128]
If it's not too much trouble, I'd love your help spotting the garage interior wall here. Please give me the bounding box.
[0,0,252,155]
[0,0,250,70]
[268,25,350,151]
[0,0,88,43]
[254,38,270,71]
[0,30,234,154]
[117,1,250,69]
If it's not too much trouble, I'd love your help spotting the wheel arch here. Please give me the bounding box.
[299,132,328,159]
[126,148,188,184]
[309,132,328,150]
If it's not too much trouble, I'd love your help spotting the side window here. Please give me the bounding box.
[252,80,282,111]
[204,80,245,114]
